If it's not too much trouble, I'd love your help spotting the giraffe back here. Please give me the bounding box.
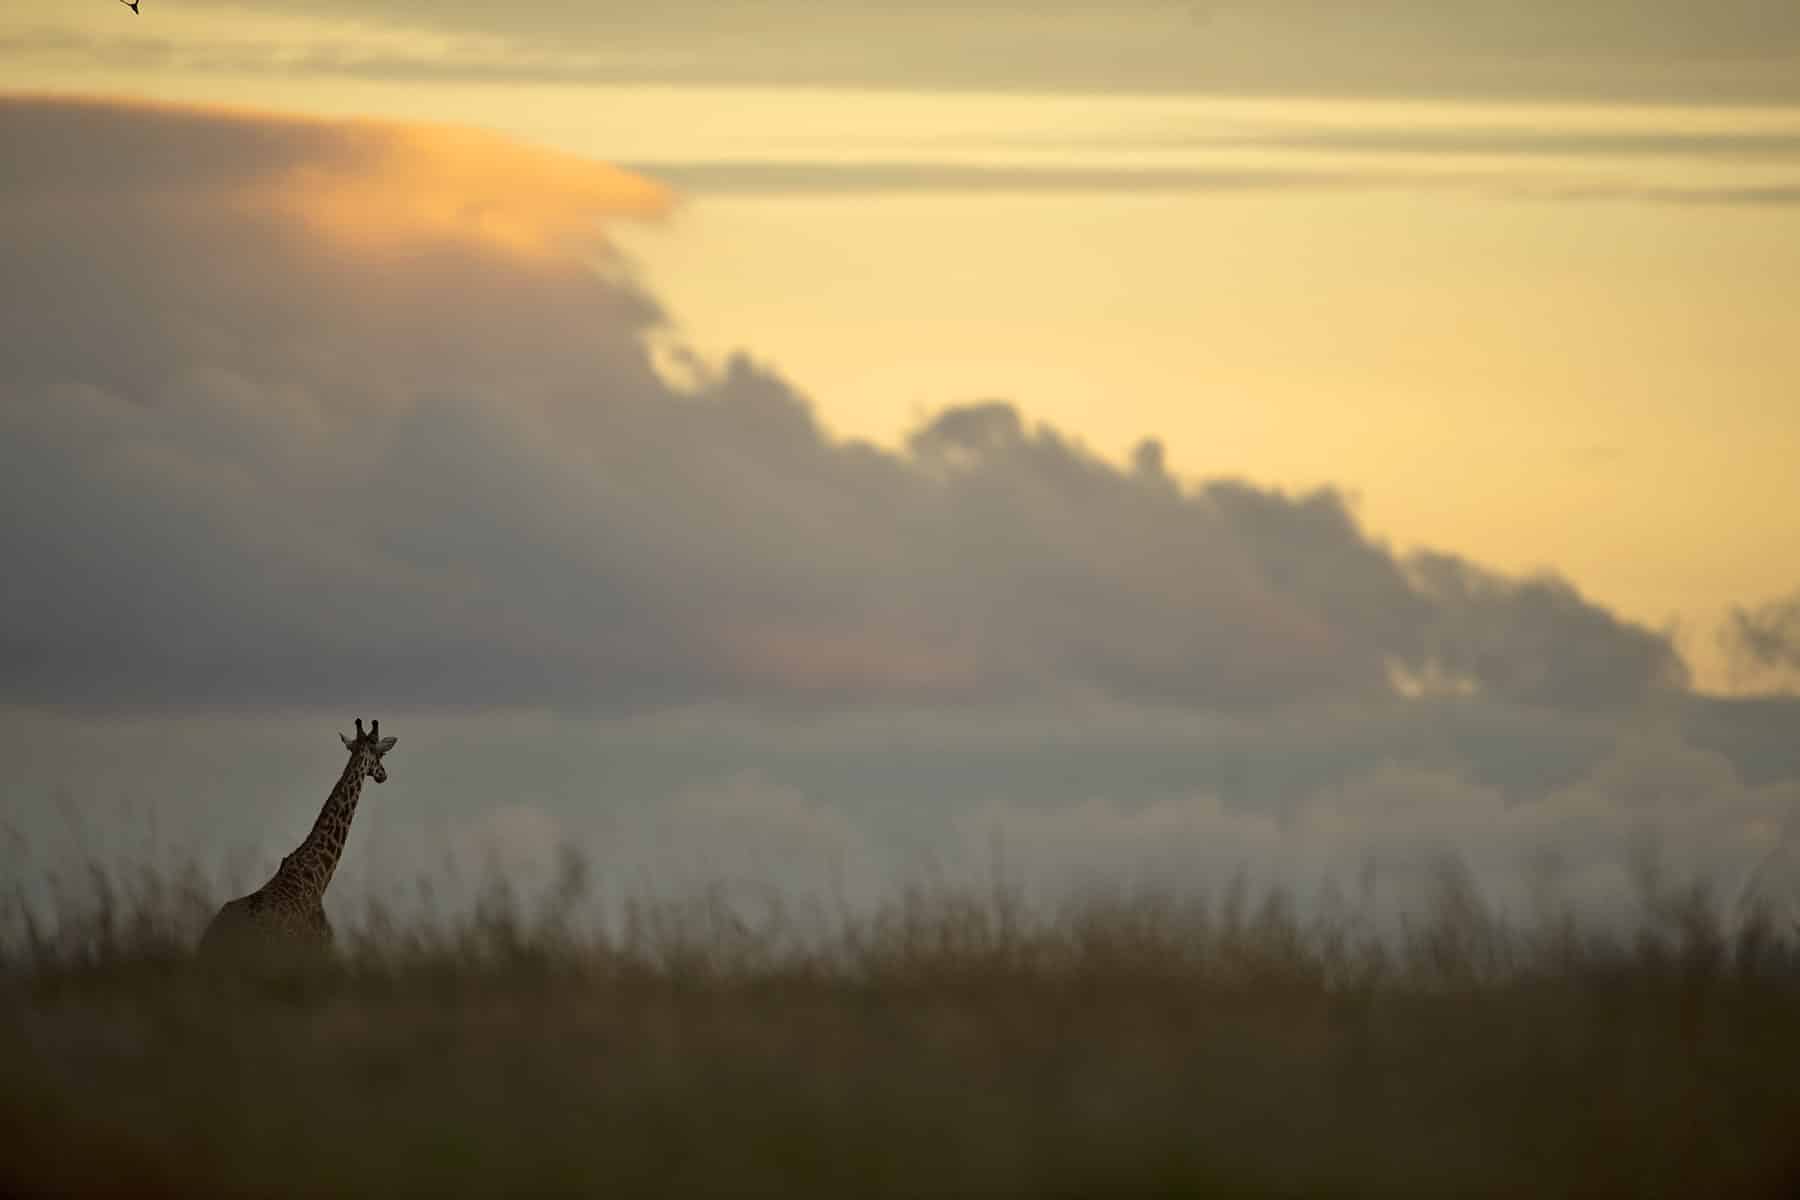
[198,886,334,961]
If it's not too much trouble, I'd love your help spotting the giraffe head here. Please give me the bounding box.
[338,717,399,784]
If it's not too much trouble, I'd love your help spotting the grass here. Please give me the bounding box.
[5,859,1800,1197]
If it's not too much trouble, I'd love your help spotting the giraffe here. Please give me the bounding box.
[199,718,398,958]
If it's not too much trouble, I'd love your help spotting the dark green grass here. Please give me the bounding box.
[5,866,1800,1197]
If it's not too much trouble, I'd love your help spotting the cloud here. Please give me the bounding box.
[1407,552,1688,709]
[606,770,880,902]
[447,802,570,885]
[1527,183,1800,208]
[959,739,1800,927]
[0,96,1690,716]
[621,162,1374,196]
[1072,128,1800,164]
[1724,593,1800,677]
[624,163,1800,208]
[24,1,1800,103]
[0,93,669,252]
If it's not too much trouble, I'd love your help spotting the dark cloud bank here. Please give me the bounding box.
[3,97,1798,922]
[0,97,1687,716]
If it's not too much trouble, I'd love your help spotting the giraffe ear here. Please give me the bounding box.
[374,737,398,756]
[340,732,356,749]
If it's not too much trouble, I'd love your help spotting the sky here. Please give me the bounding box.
[3,2,1799,929]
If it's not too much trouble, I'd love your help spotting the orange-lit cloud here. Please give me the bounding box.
[4,93,671,260]
[255,116,671,258]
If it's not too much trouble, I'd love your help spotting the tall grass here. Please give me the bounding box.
[4,853,1800,1197]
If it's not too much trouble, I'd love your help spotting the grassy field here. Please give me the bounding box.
[5,866,1800,1197]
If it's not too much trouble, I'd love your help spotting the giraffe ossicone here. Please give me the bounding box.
[198,717,399,959]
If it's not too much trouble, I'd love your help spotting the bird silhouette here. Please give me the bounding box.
[120,0,139,12]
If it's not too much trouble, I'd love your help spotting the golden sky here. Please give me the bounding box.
[5,0,1798,690]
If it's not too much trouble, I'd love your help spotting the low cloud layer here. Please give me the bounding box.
[10,702,1800,934]
[0,96,1690,715]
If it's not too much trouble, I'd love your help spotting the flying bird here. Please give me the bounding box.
[119,0,139,12]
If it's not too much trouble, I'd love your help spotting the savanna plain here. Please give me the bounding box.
[6,854,1800,1198]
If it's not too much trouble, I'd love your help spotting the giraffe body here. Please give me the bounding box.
[200,719,397,959]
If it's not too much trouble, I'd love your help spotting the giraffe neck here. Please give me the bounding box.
[277,759,365,901]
